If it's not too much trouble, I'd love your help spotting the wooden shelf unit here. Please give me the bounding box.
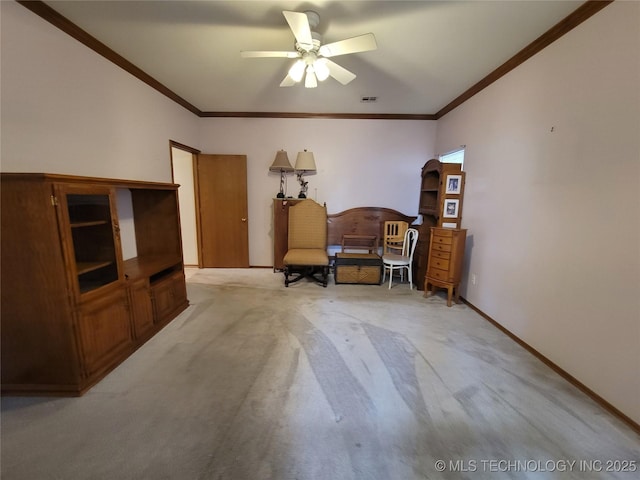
[1,173,189,396]
[415,159,465,290]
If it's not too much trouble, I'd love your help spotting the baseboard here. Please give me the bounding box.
[461,297,640,436]
[186,265,272,269]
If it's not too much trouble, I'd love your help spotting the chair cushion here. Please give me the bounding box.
[382,253,410,265]
[284,248,329,266]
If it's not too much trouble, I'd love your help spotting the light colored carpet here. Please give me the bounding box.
[1,268,638,479]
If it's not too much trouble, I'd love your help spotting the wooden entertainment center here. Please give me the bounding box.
[1,173,188,396]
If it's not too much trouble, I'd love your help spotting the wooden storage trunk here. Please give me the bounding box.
[334,253,382,285]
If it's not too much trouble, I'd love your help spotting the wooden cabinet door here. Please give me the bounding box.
[151,271,188,325]
[196,154,249,267]
[76,289,132,376]
[129,279,154,340]
[171,273,188,312]
[54,184,124,300]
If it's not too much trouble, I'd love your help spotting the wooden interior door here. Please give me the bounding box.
[196,154,249,267]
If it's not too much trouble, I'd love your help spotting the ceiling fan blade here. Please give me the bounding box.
[325,59,356,85]
[319,33,377,58]
[241,51,299,58]
[283,11,313,50]
[280,74,296,87]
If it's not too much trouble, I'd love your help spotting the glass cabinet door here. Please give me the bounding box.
[59,188,122,295]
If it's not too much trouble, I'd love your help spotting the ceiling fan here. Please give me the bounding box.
[241,11,377,88]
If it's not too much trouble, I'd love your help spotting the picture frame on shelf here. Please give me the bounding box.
[442,222,458,229]
[445,175,462,194]
[443,199,459,218]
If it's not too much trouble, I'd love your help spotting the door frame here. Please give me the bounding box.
[169,142,250,269]
[169,140,202,267]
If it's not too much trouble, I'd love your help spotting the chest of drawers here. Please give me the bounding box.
[424,227,467,306]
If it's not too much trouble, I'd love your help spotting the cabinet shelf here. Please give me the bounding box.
[76,260,114,275]
[419,207,439,216]
[71,220,109,228]
[123,255,183,281]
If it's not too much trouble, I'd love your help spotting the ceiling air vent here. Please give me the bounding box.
[360,96,378,103]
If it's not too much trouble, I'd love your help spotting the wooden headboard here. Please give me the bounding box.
[327,207,417,246]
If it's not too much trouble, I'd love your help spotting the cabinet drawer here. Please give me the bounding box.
[431,242,452,253]
[429,256,450,271]
[431,250,450,260]
[427,267,452,282]
[433,228,453,237]
[432,235,452,245]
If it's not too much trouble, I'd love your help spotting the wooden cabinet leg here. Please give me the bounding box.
[424,279,464,306]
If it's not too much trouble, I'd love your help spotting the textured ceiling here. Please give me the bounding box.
[42,1,586,115]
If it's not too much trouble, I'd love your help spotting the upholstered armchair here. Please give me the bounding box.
[283,199,329,287]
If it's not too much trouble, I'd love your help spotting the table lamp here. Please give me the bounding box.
[269,150,294,198]
[294,150,317,198]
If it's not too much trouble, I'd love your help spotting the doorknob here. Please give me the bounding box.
[241,218,247,222]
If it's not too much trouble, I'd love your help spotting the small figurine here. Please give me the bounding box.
[297,173,309,198]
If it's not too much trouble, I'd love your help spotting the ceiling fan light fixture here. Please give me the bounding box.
[314,58,330,81]
[289,59,305,82]
[305,67,318,88]
[243,10,378,89]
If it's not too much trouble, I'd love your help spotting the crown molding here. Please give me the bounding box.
[18,0,613,120]
[435,0,613,119]
[198,111,436,120]
[16,0,202,116]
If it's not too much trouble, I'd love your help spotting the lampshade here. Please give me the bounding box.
[314,58,330,81]
[289,60,306,83]
[295,150,316,172]
[305,67,318,89]
[269,150,294,172]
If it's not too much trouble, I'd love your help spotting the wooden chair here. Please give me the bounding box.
[382,228,419,289]
[283,200,329,287]
[383,221,408,254]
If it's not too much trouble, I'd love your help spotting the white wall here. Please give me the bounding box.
[0,2,198,181]
[436,1,640,424]
[198,118,436,266]
[115,189,137,260]
[171,147,199,265]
